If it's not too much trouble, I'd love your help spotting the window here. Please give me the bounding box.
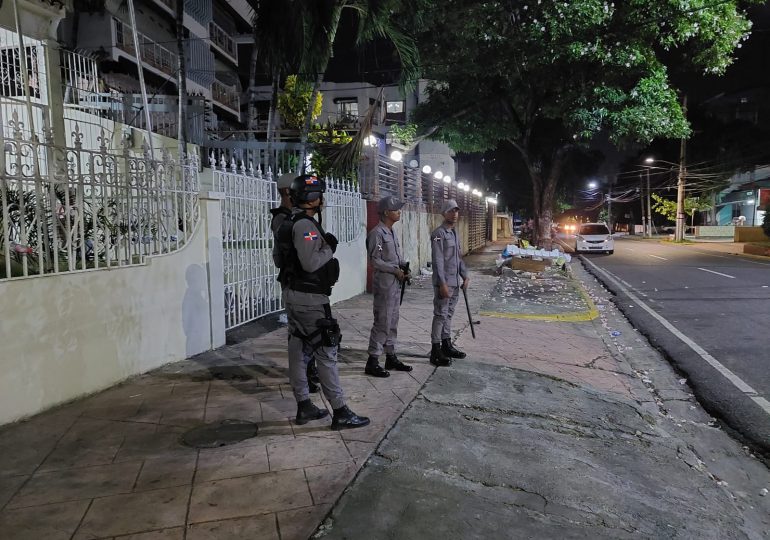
[384,100,405,123]
[579,224,610,236]
[0,46,41,99]
[336,99,358,122]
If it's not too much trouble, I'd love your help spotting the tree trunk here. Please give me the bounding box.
[175,0,188,155]
[298,4,343,172]
[266,70,280,172]
[510,141,568,248]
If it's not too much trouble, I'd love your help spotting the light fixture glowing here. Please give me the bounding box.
[588,181,598,189]
[364,135,378,147]
[390,150,403,162]
[644,157,655,164]
[443,176,451,184]
[434,171,444,179]
[457,182,464,189]
[409,159,419,168]
[422,165,432,174]
[463,185,470,192]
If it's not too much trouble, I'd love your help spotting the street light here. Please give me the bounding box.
[642,157,655,238]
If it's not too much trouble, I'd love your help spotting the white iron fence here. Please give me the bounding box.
[1,115,199,279]
[213,155,282,330]
[323,178,364,244]
[213,154,364,330]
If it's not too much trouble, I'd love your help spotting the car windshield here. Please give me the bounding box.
[580,225,609,235]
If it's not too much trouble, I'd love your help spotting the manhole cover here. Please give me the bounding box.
[181,419,258,448]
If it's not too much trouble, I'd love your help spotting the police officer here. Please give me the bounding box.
[430,199,470,366]
[277,174,370,429]
[364,195,413,378]
[271,173,320,394]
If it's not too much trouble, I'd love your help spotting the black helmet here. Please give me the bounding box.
[290,174,325,204]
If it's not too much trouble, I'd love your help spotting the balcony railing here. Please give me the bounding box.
[114,18,177,76]
[208,21,237,62]
[212,80,239,115]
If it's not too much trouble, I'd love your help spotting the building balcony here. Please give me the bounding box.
[113,18,177,78]
[208,21,237,64]
[212,80,240,117]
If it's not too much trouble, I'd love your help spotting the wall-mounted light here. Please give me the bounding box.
[364,135,378,147]
[457,182,464,189]
[434,171,444,179]
[443,176,452,184]
[422,165,432,174]
[408,159,419,168]
[390,150,403,162]
[463,185,470,192]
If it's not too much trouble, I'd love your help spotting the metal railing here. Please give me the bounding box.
[1,114,200,280]
[212,153,365,329]
[212,80,240,114]
[114,18,177,76]
[323,177,364,244]
[208,21,237,62]
[213,154,281,329]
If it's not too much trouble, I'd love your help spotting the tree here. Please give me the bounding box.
[277,75,323,131]
[763,205,770,238]
[413,0,756,246]
[294,0,423,170]
[651,193,713,227]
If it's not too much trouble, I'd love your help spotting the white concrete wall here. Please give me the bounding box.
[329,199,368,304]
[396,206,471,273]
[0,206,222,426]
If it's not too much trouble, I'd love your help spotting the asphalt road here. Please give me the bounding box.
[557,234,770,454]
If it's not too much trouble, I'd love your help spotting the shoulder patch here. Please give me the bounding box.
[303,231,318,241]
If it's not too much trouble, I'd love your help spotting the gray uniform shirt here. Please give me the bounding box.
[367,222,404,290]
[284,210,334,306]
[430,223,467,287]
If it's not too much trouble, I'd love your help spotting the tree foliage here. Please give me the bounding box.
[651,193,713,222]
[413,0,757,244]
[277,75,323,131]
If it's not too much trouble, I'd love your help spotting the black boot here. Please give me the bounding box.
[331,405,371,430]
[430,343,452,367]
[385,353,413,372]
[364,356,390,378]
[295,399,329,425]
[307,360,320,393]
[442,338,466,359]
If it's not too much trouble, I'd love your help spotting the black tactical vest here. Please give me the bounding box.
[275,212,339,295]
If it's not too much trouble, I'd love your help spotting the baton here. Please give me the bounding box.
[462,286,476,339]
[399,262,411,305]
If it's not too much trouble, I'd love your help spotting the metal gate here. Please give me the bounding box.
[213,156,282,330]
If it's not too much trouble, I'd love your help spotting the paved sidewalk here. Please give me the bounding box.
[1,241,769,539]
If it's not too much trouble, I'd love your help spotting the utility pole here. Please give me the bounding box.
[639,173,646,237]
[646,166,653,236]
[674,95,688,242]
[607,183,612,232]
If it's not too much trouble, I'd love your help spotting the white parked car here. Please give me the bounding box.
[575,223,614,254]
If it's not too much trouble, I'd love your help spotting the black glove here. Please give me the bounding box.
[324,232,338,253]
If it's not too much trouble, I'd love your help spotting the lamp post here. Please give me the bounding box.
[644,157,654,237]
[674,96,688,242]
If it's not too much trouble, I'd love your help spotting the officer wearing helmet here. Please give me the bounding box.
[274,174,370,430]
[271,172,320,394]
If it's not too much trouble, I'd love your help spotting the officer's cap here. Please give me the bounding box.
[378,195,405,213]
[276,173,295,190]
[441,199,460,214]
